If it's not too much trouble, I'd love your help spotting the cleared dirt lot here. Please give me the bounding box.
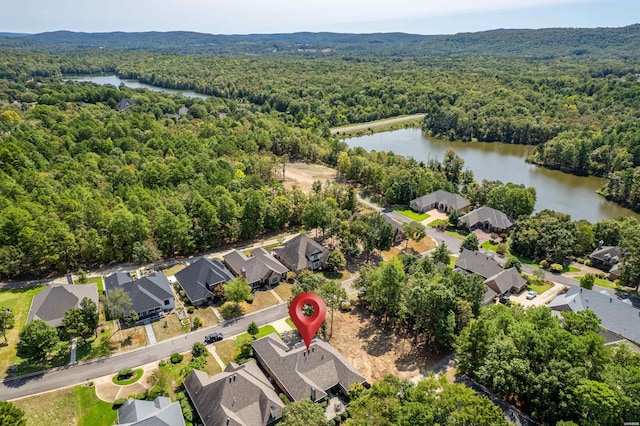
[329,305,449,382]
[283,162,337,193]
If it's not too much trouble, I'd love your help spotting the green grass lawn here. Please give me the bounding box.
[444,230,466,240]
[527,281,553,294]
[112,368,144,385]
[285,317,297,330]
[214,325,280,366]
[14,384,117,426]
[162,263,186,277]
[395,209,430,222]
[574,275,617,289]
[565,266,580,273]
[0,286,45,379]
[85,276,104,294]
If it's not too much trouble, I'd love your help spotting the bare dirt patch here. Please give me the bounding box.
[381,238,437,261]
[329,305,449,382]
[284,162,337,193]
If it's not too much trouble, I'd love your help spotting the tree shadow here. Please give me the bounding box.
[219,303,244,320]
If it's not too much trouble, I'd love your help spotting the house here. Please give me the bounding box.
[252,334,368,403]
[381,212,406,245]
[548,286,640,346]
[589,244,621,271]
[483,268,527,304]
[26,284,99,328]
[608,263,621,281]
[272,234,330,273]
[116,98,134,111]
[104,272,174,320]
[184,360,284,426]
[409,190,470,214]
[459,206,515,234]
[174,257,235,305]
[116,396,185,426]
[223,248,289,289]
[454,249,504,279]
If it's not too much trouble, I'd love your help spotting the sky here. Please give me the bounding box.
[1,0,639,35]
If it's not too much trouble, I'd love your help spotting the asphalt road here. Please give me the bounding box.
[2,303,289,401]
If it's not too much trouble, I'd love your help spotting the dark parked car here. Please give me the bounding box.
[205,332,223,343]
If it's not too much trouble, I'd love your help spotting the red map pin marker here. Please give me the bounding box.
[289,292,326,351]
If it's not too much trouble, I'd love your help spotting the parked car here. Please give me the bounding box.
[526,290,538,300]
[205,332,224,343]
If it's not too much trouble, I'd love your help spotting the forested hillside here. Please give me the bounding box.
[1,25,639,58]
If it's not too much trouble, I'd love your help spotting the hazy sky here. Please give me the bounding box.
[2,0,638,34]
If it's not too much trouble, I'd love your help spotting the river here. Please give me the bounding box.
[346,128,638,223]
[64,74,209,99]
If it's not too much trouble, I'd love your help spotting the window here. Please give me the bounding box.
[164,299,170,306]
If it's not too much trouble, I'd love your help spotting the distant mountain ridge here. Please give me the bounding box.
[1,25,639,58]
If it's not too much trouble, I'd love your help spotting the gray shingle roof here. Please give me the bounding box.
[589,246,621,265]
[223,248,289,286]
[27,284,99,328]
[484,268,526,295]
[104,272,173,315]
[455,249,504,279]
[381,213,405,234]
[174,257,235,304]
[271,234,329,273]
[117,396,185,426]
[460,206,514,231]
[548,286,640,344]
[252,334,367,402]
[410,190,470,211]
[184,360,284,426]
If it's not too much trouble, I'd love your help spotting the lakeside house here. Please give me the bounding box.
[409,190,470,214]
[223,248,289,289]
[459,206,515,234]
[26,283,99,328]
[252,334,368,403]
[174,257,235,305]
[116,396,184,426]
[272,234,330,273]
[184,360,284,426]
[104,272,174,320]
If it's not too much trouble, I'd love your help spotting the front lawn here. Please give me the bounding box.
[273,283,293,301]
[395,209,430,222]
[13,384,117,426]
[573,275,617,289]
[527,281,553,295]
[76,322,148,360]
[0,286,45,379]
[444,230,466,240]
[151,314,189,342]
[218,290,278,320]
[214,325,280,366]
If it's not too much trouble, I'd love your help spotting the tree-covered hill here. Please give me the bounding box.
[0,24,639,59]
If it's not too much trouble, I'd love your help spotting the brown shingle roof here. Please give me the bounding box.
[252,334,367,402]
[184,361,284,426]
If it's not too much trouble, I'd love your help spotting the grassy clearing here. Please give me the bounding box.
[0,286,45,379]
[273,283,293,301]
[14,384,117,426]
[219,291,278,320]
[112,368,144,385]
[331,116,423,137]
[162,263,186,277]
[573,275,617,289]
[527,281,553,294]
[395,209,430,222]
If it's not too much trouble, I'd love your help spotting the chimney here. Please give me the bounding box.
[269,405,277,420]
[310,386,316,401]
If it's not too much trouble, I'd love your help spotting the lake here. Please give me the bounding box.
[346,128,639,223]
[64,74,209,99]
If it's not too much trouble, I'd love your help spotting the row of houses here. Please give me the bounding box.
[410,190,515,233]
[27,234,331,327]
